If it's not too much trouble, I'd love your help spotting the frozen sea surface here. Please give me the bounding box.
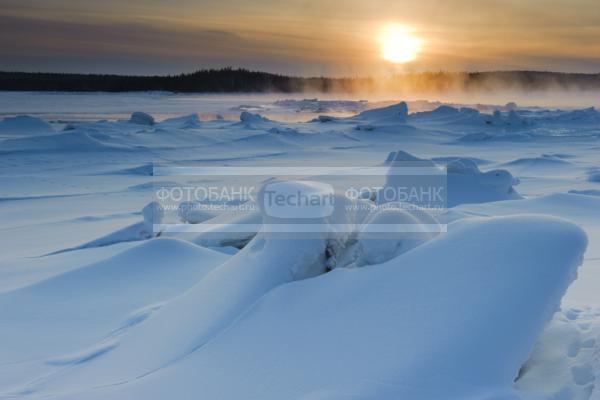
[0,92,599,399]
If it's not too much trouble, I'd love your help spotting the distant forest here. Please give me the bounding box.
[1,68,599,93]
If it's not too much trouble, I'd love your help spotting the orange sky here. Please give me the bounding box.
[1,0,599,75]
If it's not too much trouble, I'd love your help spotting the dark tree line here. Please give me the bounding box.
[0,68,598,93]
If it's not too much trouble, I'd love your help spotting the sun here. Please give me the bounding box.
[380,24,421,64]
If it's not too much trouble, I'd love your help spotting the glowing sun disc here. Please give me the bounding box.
[380,24,420,64]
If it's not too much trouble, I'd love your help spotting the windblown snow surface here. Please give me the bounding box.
[1,94,600,400]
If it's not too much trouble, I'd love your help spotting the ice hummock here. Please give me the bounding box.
[129,111,155,126]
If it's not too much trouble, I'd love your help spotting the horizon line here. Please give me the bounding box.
[2,67,600,80]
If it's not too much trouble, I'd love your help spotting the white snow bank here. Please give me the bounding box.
[129,111,155,126]
[0,238,229,365]
[0,115,53,136]
[59,215,586,400]
[446,158,521,207]
[17,181,355,394]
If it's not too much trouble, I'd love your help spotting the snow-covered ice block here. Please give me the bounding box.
[158,114,200,129]
[0,115,53,136]
[383,150,437,167]
[129,111,155,126]
[355,101,408,122]
[239,111,272,129]
[354,205,440,266]
[446,158,521,207]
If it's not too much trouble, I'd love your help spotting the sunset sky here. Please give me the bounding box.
[1,0,599,76]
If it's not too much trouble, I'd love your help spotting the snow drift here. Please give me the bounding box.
[379,151,521,207]
[446,158,521,206]
[38,215,587,400]
[0,115,53,136]
[5,180,356,395]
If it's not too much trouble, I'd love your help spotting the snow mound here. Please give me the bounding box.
[377,150,443,206]
[355,101,408,122]
[428,105,460,116]
[0,115,53,136]
[258,179,356,243]
[14,181,356,393]
[446,157,482,174]
[68,215,587,400]
[408,105,484,124]
[129,111,155,126]
[158,114,200,129]
[379,151,519,208]
[239,111,272,129]
[0,238,230,365]
[353,206,440,266]
[446,158,521,207]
